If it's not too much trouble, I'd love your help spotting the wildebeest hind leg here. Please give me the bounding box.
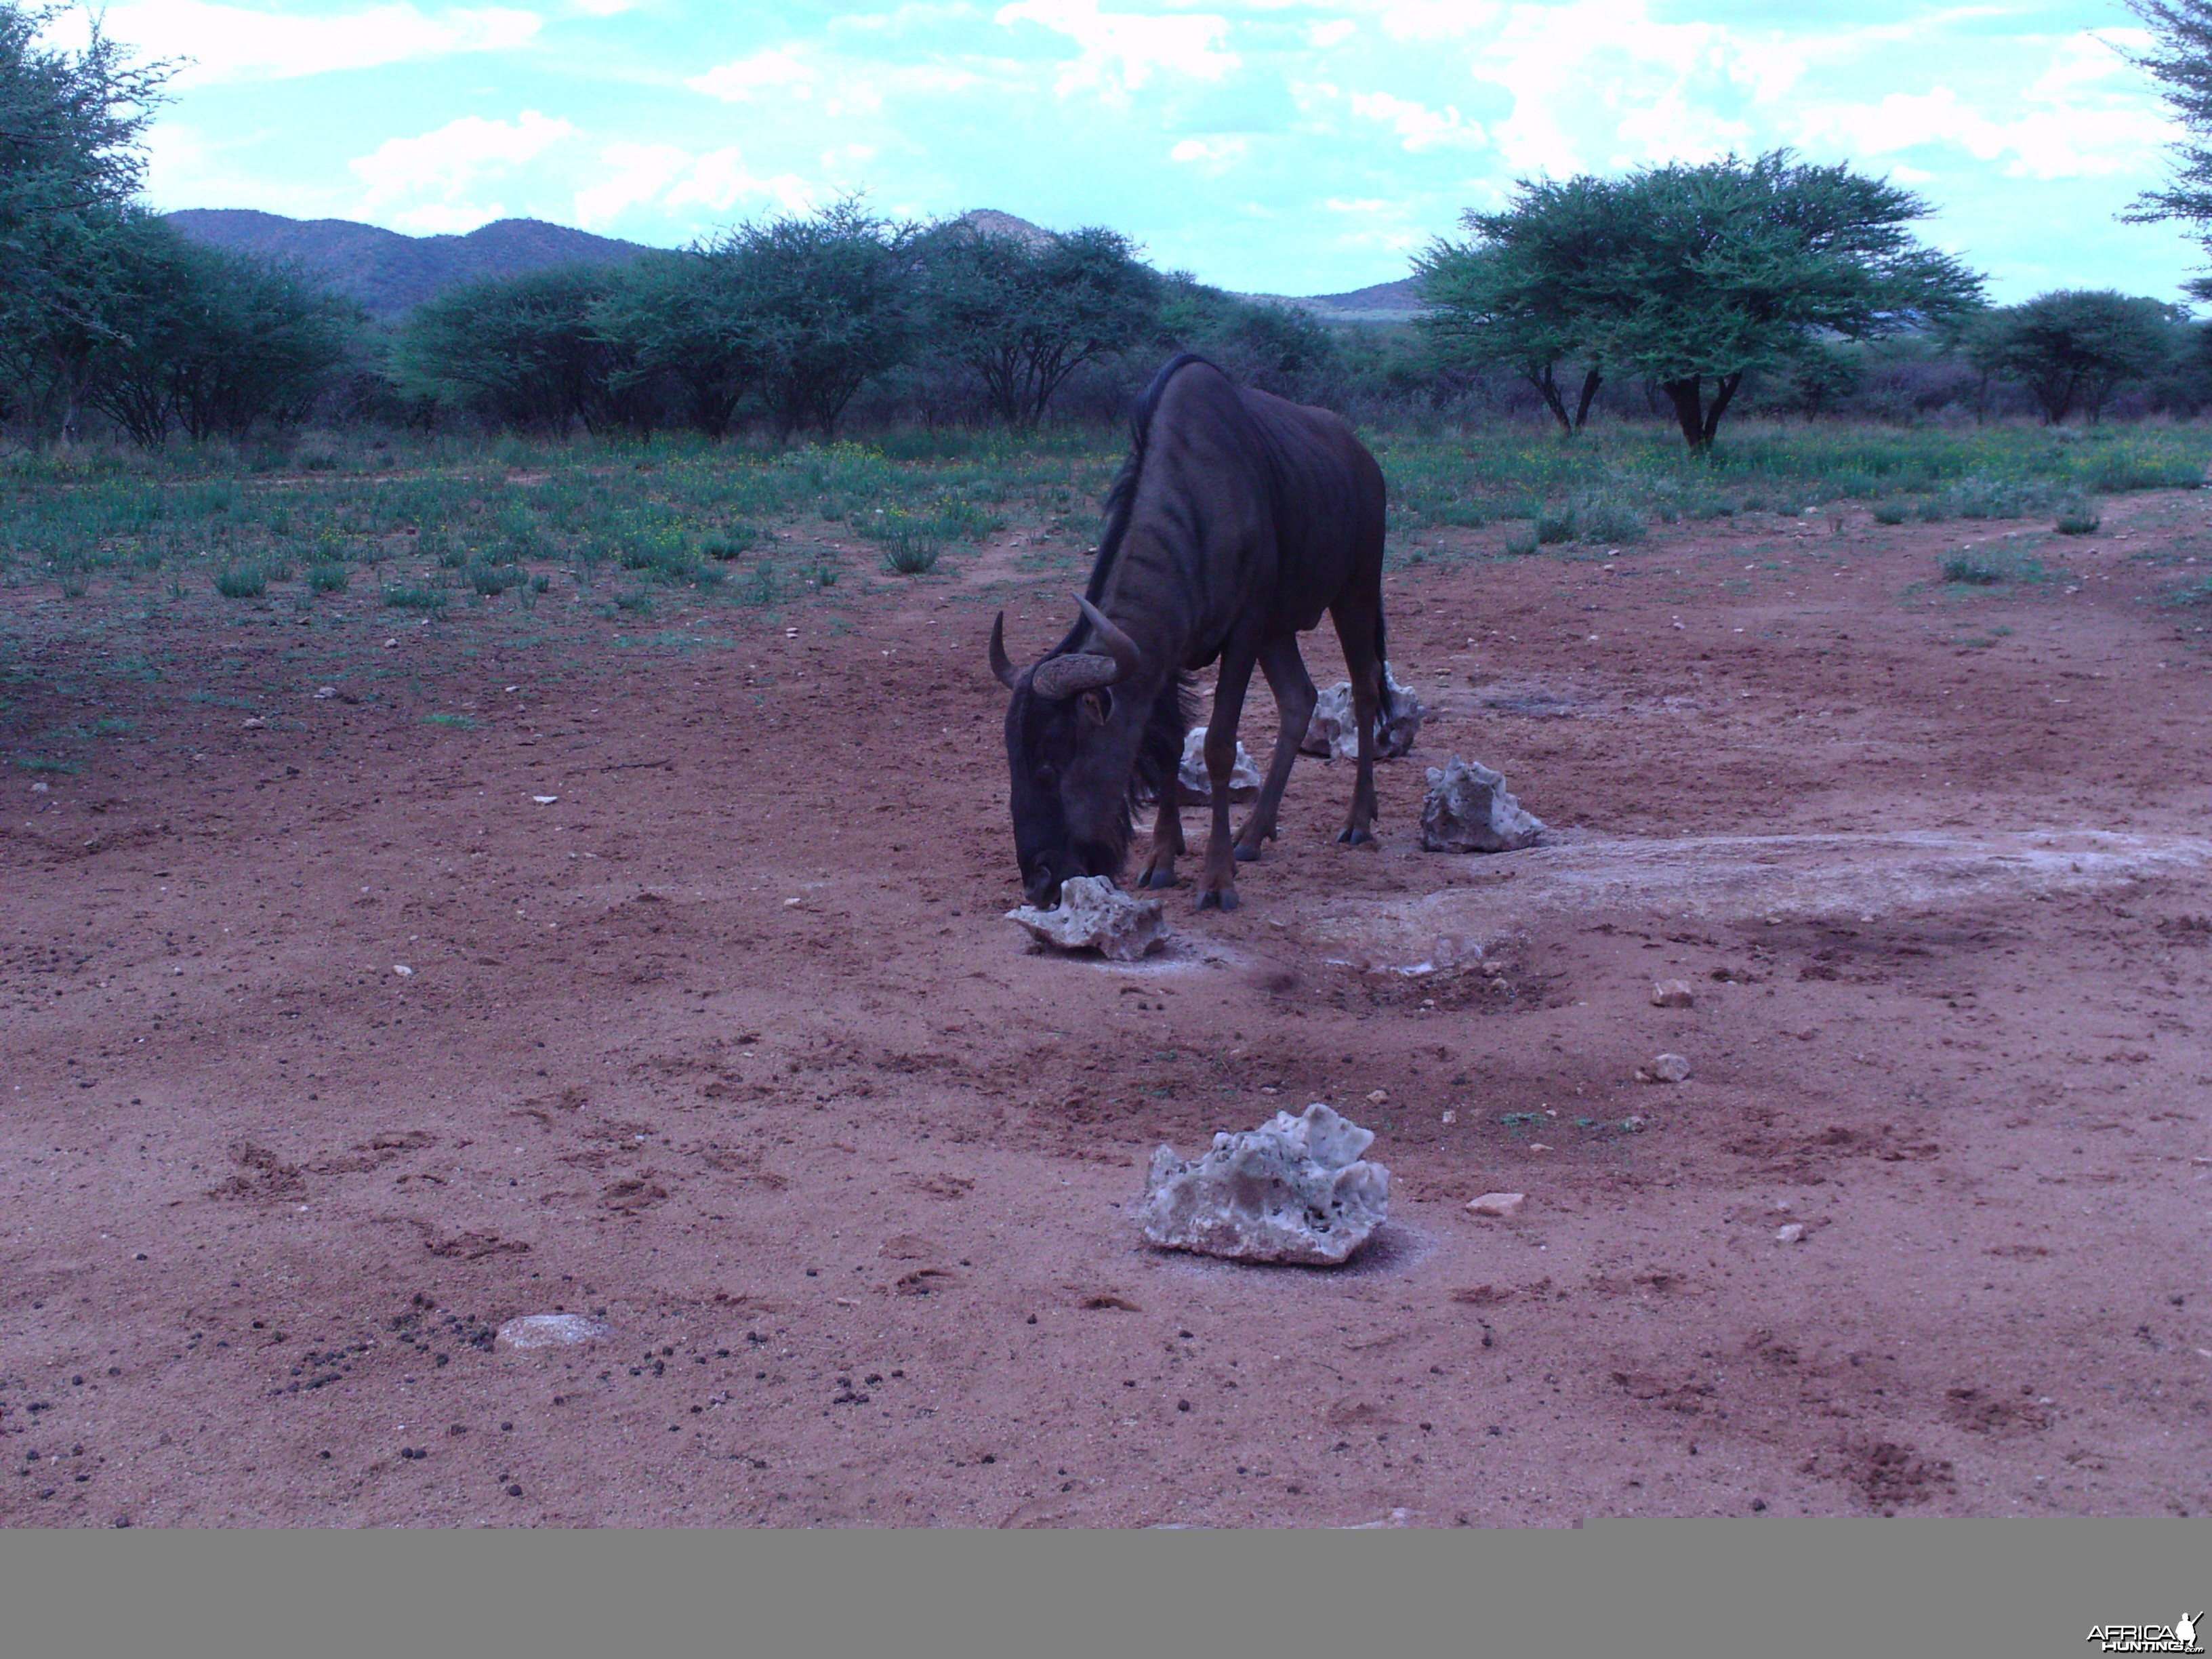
[1234,634,1315,863]
[1196,647,1258,910]
[1137,796,1184,888]
[1330,603,1382,846]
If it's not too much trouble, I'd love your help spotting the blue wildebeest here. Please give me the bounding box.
[988,353,1395,912]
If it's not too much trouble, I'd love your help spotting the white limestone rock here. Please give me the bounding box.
[1138,1102,1390,1265]
[1300,668,1426,760]
[1420,756,1546,853]
[1176,725,1263,806]
[497,1313,609,1350]
[1007,875,1166,962]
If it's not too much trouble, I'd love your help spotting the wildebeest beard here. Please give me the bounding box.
[1008,669,1193,906]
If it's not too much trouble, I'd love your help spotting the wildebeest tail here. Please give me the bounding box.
[1374,609,1400,724]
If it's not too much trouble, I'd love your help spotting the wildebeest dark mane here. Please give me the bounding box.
[1030,352,1208,865]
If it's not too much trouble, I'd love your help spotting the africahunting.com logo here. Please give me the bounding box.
[2086,1614,2204,1655]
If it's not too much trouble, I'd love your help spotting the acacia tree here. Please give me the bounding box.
[396,264,653,433]
[0,1,173,439]
[682,200,919,439]
[916,222,1158,426]
[1965,291,2182,424]
[1414,174,1617,434]
[1420,152,1984,449]
[2123,0,2212,289]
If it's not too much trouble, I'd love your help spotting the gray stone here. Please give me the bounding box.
[1465,1191,1526,1218]
[1007,875,1166,962]
[1775,1223,1807,1245]
[497,1313,609,1350]
[1651,979,1696,1008]
[1301,668,1425,760]
[1138,1102,1389,1265]
[1637,1052,1692,1084]
[1420,757,1546,853]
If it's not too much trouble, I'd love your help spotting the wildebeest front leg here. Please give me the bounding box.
[1137,795,1184,888]
[1233,634,1317,863]
[1196,647,1258,911]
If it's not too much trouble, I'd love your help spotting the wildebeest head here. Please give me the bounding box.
[991,594,1146,907]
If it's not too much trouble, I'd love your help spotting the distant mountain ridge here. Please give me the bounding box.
[163,208,1420,323]
[162,210,655,319]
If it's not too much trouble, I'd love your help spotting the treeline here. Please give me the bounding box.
[380,202,1340,439]
[6,3,2212,453]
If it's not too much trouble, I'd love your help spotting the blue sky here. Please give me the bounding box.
[76,0,2210,302]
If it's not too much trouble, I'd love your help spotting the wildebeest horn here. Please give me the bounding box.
[988,611,1019,689]
[1030,651,1120,700]
[1030,596,1142,701]
[1076,594,1141,684]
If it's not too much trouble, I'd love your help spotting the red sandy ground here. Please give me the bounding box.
[4,488,2211,1527]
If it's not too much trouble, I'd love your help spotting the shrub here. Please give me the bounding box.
[382,586,447,612]
[2053,496,2102,535]
[214,566,266,598]
[308,562,349,593]
[701,526,759,561]
[1534,507,1575,544]
[1942,554,2006,585]
[468,562,523,595]
[1502,524,1540,556]
[1871,500,1911,525]
[1569,487,1646,544]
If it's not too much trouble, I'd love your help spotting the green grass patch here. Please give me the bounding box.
[422,712,477,729]
[15,754,79,773]
[382,586,447,612]
[213,566,266,598]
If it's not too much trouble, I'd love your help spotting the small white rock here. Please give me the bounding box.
[1465,1191,1525,1218]
[242,717,266,730]
[1420,757,1544,853]
[392,964,413,977]
[1775,1223,1807,1245]
[1366,1089,1389,1105]
[313,686,337,699]
[1008,876,1166,962]
[1651,980,1696,1009]
[1172,726,1262,805]
[497,1314,609,1350]
[532,795,558,804]
[1639,1053,1692,1084]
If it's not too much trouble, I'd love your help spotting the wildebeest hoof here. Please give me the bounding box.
[1140,866,1181,889]
[1195,886,1240,912]
[1336,826,1376,847]
[1233,842,1264,863]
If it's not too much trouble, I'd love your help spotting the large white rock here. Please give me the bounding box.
[1138,1102,1391,1265]
[1176,725,1263,806]
[1420,756,1546,853]
[1006,875,1166,962]
[1301,668,1425,760]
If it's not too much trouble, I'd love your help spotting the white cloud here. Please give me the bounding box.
[102,1,540,89]
[995,0,1237,102]
[687,46,819,102]
[571,142,817,228]
[1349,90,1484,152]
[1168,134,1248,171]
[352,110,578,224]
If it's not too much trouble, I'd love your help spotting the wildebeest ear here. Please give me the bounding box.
[1078,688,1113,728]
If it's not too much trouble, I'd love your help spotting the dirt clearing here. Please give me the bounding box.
[5,491,2211,1525]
